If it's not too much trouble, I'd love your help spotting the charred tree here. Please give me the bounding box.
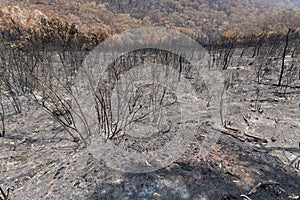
[278,28,292,86]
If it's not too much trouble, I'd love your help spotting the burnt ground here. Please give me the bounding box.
[0,106,299,200]
[0,47,300,199]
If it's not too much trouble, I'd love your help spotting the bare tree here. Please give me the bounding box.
[278,28,293,86]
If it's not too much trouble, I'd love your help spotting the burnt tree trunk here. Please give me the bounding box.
[0,101,5,137]
[278,28,292,86]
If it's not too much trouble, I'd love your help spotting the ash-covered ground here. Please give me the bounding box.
[0,45,299,200]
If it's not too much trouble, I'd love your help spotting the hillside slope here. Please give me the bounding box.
[0,0,299,39]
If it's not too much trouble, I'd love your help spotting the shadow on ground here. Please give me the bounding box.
[87,135,299,200]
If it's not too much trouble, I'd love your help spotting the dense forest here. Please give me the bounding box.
[0,0,299,47]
